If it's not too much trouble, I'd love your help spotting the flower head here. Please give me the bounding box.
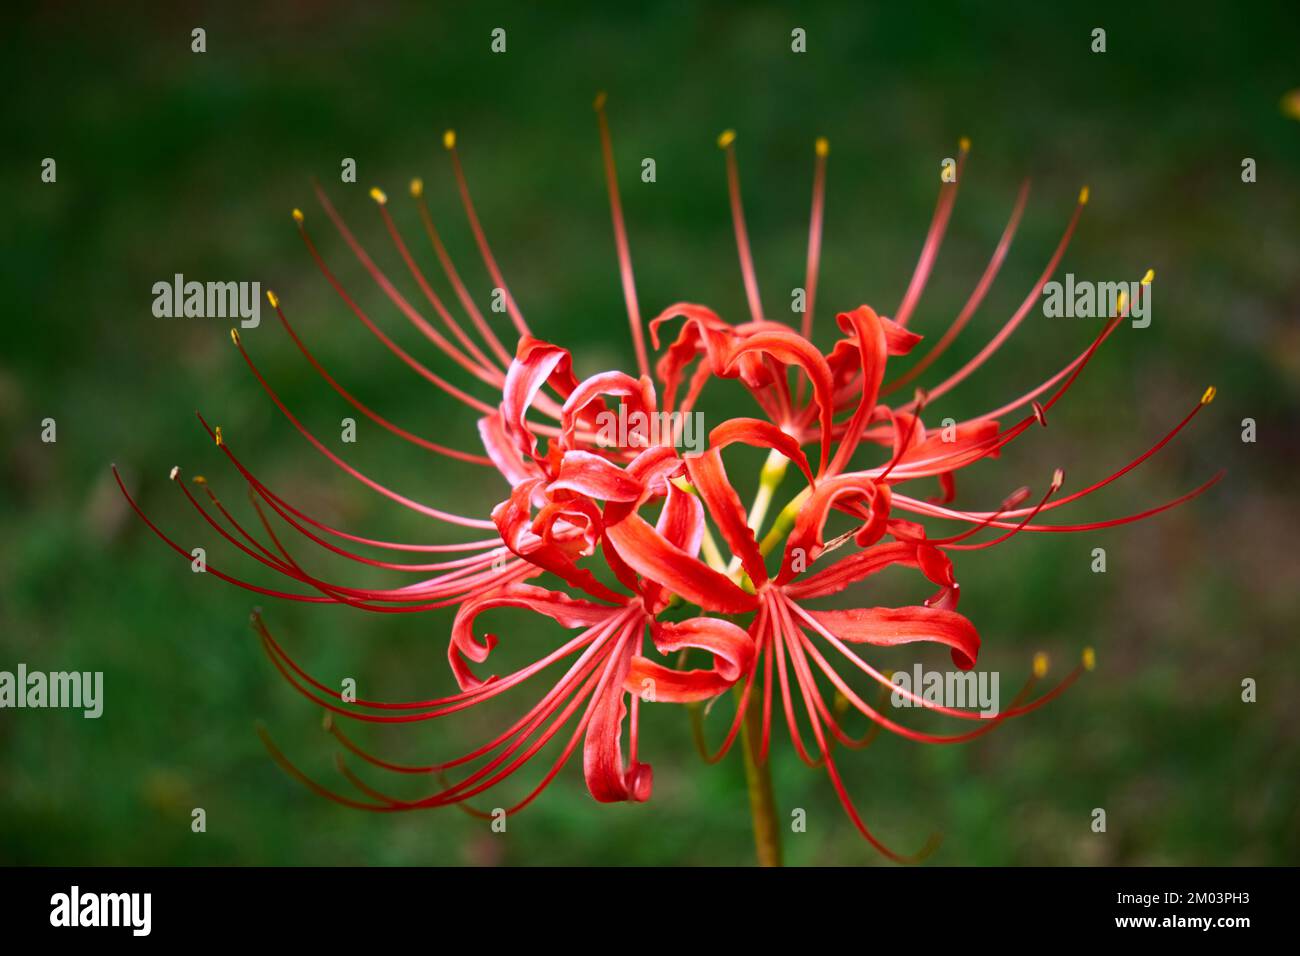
[116,97,1219,859]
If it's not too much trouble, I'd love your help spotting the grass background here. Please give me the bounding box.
[1,0,1297,865]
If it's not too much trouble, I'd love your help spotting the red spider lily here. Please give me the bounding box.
[115,96,1220,859]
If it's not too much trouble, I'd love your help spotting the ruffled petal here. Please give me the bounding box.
[785,540,924,599]
[625,616,755,702]
[685,448,767,586]
[562,370,658,450]
[449,582,621,690]
[807,605,980,670]
[502,336,579,462]
[548,450,644,502]
[605,513,758,613]
[584,638,653,803]
[725,329,836,476]
[492,481,624,602]
[477,411,543,489]
[777,475,890,583]
[708,417,814,487]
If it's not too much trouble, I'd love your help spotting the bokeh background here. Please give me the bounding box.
[2,1,1298,866]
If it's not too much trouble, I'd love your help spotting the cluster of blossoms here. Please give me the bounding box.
[117,99,1218,861]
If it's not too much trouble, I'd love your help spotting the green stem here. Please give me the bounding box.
[738,684,782,866]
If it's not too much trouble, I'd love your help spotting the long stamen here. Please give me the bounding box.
[801,136,829,341]
[770,595,825,767]
[718,130,765,323]
[594,93,650,378]
[945,468,1063,550]
[410,178,515,368]
[883,178,1030,396]
[113,466,334,604]
[368,194,506,381]
[891,469,1224,533]
[259,304,492,466]
[229,327,497,528]
[443,129,531,339]
[893,136,970,328]
[198,412,500,554]
[902,185,1087,407]
[293,210,501,416]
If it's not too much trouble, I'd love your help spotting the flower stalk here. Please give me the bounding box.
[739,683,783,867]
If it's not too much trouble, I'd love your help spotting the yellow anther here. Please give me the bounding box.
[1141,268,1155,285]
[1078,185,1090,205]
[168,466,179,481]
[1281,89,1300,121]
[291,208,303,224]
[409,177,423,198]
[1201,385,1217,405]
[1082,647,1097,671]
[214,427,224,447]
[369,186,387,205]
[717,129,736,149]
[1116,290,1128,314]
[229,328,240,346]
[266,290,279,309]
[192,475,207,485]
[1033,652,1050,679]
[1051,468,1065,491]
[815,136,829,157]
[443,129,456,150]
[593,91,607,111]
[958,135,971,152]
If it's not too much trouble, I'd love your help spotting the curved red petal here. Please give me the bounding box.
[807,605,980,670]
[605,513,757,613]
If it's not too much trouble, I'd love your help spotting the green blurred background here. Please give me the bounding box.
[2,1,1298,866]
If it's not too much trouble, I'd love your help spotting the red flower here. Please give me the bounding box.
[116,98,1219,858]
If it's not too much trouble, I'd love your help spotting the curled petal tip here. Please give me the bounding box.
[1032,651,1050,679]
[717,128,736,149]
[1082,647,1097,671]
[1201,385,1217,405]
